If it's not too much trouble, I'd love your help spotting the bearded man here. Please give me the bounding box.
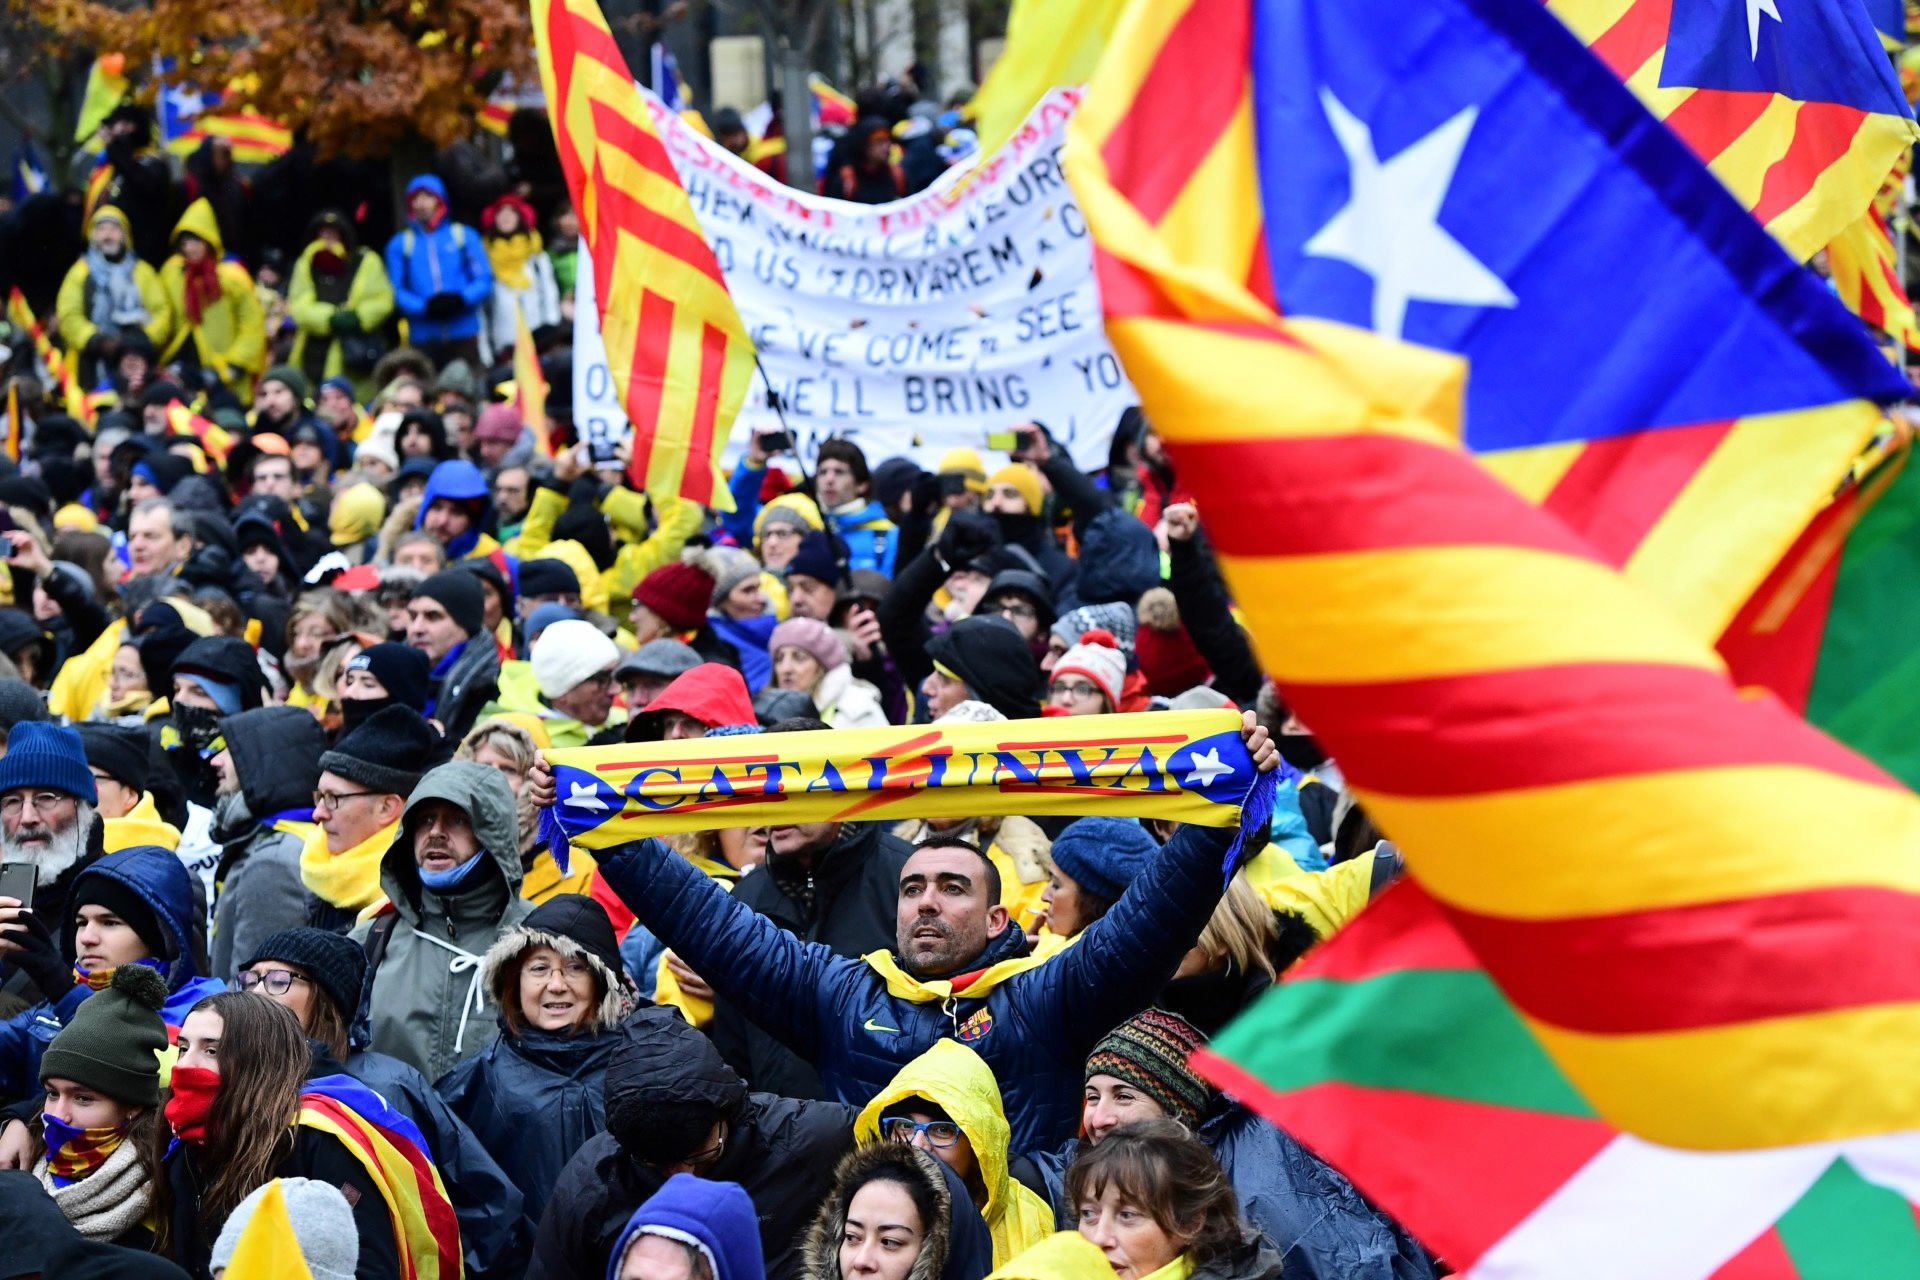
[0,724,105,1017]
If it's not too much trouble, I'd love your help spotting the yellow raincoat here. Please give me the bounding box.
[855,1039,1058,1266]
[515,488,701,625]
[989,1233,1120,1280]
[56,205,175,357]
[159,198,266,395]
[286,239,395,393]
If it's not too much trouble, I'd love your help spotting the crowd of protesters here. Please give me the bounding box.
[0,78,1433,1280]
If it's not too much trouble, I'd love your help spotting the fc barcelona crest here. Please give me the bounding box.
[956,1008,994,1042]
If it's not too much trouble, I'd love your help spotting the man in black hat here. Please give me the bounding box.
[208,707,328,979]
[408,570,500,743]
[781,531,844,623]
[307,706,443,932]
[923,615,1043,722]
[517,558,581,621]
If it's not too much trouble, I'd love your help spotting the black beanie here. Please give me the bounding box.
[317,705,443,797]
[343,643,432,713]
[39,965,169,1106]
[926,614,1044,720]
[518,558,581,599]
[412,570,485,640]
[243,928,367,1023]
[76,724,150,792]
[72,877,171,962]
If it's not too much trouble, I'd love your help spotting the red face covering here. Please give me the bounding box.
[163,1065,221,1144]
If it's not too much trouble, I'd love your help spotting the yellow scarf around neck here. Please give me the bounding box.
[299,821,396,910]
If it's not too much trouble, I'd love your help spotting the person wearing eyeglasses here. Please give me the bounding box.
[239,927,530,1280]
[437,894,639,1242]
[204,707,327,982]
[518,620,622,748]
[855,1040,1056,1267]
[0,843,223,1100]
[299,705,441,933]
[0,723,110,1018]
[1045,631,1125,719]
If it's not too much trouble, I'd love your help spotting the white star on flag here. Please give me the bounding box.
[1303,88,1516,340]
[565,781,608,812]
[1182,748,1235,790]
[1746,0,1782,60]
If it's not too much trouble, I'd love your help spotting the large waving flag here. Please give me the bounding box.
[1202,882,1920,1274]
[1550,0,1918,262]
[1240,0,1911,639]
[967,0,1128,153]
[1071,0,1920,1156]
[533,0,755,510]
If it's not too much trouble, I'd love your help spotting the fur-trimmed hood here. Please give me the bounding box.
[480,892,636,1032]
[803,1142,951,1280]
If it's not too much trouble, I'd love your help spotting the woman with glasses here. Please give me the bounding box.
[436,894,639,1242]
[238,926,534,1279]
[0,844,223,1099]
[768,617,889,729]
[1045,630,1126,718]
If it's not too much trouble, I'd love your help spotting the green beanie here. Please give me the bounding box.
[260,364,313,405]
[40,965,169,1107]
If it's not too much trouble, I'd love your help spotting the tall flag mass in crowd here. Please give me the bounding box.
[28,0,1920,1271]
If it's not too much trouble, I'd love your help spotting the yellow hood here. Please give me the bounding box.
[987,1233,1116,1280]
[855,1040,1056,1263]
[330,482,386,546]
[527,539,607,614]
[171,197,224,256]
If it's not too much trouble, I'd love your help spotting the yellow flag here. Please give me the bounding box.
[968,0,1128,154]
[512,301,552,459]
[73,55,130,143]
[222,1180,315,1279]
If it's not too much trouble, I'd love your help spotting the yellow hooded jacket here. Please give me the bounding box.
[516,488,702,625]
[286,238,395,389]
[855,1040,1058,1266]
[159,198,267,394]
[56,205,175,357]
[988,1233,1120,1280]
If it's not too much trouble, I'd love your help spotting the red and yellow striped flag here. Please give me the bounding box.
[7,288,86,420]
[299,1084,461,1279]
[1827,155,1920,354]
[512,301,552,460]
[1072,1,1920,1152]
[1550,0,1920,263]
[164,400,233,468]
[532,0,754,510]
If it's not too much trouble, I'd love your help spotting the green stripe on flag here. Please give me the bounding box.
[1212,969,1596,1117]
[1808,449,1920,791]
[1776,1157,1920,1276]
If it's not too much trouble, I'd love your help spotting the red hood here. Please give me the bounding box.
[650,663,757,729]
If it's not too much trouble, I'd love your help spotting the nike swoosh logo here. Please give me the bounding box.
[863,1018,900,1034]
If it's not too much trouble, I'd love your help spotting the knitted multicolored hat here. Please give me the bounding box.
[1084,1008,1211,1127]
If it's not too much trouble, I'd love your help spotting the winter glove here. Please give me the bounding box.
[328,309,363,334]
[5,910,71,1006]
[935,509,1001,574]
[424,292,467,322]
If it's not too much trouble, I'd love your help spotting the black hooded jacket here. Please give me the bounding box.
[527,1006,857,1280]
[707,821,910,1101]
[210,707,327,979]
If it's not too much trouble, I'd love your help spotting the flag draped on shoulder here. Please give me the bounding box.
[300,1076,460,1280]
[532,0,754,511]
[1200,882,1920,1275]
[1235,0,1910,639]
[1549,0,1918,262]
[1071,0,1920,1152]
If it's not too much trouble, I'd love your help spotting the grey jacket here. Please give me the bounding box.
[209,793,312,981]
[351,761,531,1082]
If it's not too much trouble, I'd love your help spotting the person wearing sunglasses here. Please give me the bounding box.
[855,1040,1056,1267]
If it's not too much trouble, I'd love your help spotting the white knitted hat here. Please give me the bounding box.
[532,619,621,698]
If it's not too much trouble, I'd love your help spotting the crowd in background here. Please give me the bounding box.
[0,70,1436,1280]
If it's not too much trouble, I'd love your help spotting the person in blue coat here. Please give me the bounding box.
[547,713,1279,1150]
[384,175,493,368]
[0,844,224,1102]
[437,894,640,1241]
[239,926,531,1280]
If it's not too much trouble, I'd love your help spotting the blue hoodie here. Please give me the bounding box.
[604,1174,763,1280]
[0,844,225,1097]
[414,459,498,561]
[384,174,493,342]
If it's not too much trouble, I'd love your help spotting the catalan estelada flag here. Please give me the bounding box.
[1073,0,1920,1152]
[301,1075,460,1279]
[1237,0,1911,640]
[1550,0,1918,263]
[1825,152,1919,353]
[532,0,754,511]
[165,111,292,166]
[1202,881,1920,1274]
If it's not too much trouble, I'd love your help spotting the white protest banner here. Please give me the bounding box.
[578,87,1135,473]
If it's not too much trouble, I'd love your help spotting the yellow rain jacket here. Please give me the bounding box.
[159,198,267,395]
[286,239,395,393]
[855,1039,1058,1266]
[516,488,701,625]
[1240,846,1372,940]
[56,205,175,356]
[989,1233,1121,1280]
[51,619,124,722]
